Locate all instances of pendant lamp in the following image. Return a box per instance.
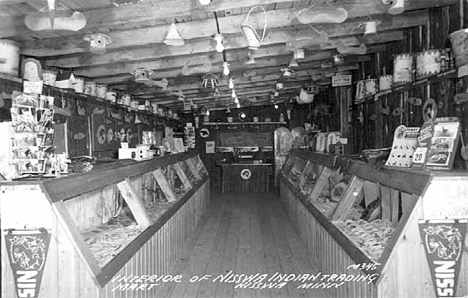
[240,6,268,50]
[164,22,184,46]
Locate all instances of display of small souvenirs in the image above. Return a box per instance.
[334,218,395,262]
[425,118,460,170]
[10,92,58,175]
[385,125,420,168]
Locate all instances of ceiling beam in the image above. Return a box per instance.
[1,0,456,40]
[20,9,426,57]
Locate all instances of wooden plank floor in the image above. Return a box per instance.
[156,191,329,298]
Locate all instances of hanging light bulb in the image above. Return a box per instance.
[234,97,239,104]
[206,109,210,116]
[228,77,234,89]
[213,33,224,53]
[231,89,236,98]
[199,0,211,5]
[222,62,230,76]
[274,103,279,109]
[236,102,241,108]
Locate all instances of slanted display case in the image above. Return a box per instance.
[280,149,468,298]
[1,151,209,298]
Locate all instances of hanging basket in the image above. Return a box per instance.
[84,33,112,54]
[200,73,218,89]
[240,6,268,50]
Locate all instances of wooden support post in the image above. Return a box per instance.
[380,186,392,221]
[391,189,400,225]
[175,162,192,190]
[117,179,153,228]
[152,168,177,202]
[331,176,365,221]
[363,181,379,207]
[307,166,332,201]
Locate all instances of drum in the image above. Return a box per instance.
[415,50,441,79]
[42,69,57,86]
[450,28,468,67]
[74,77,85,93]
[84,80,96,96]
[121,94,131,106]
[105,91,117,103]
[96,84,107,99]
[130,100,139,109]
[379,75,393,91]
[363,79,378,97]
[0,39,20,77]
[393,54,413,83]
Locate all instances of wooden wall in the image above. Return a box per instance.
[347,4,468,171]
[0,76,180,159]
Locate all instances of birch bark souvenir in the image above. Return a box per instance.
[393,53,413,83]
[415,50,442,79]
[385,125,420,167]
[74,76,85,93]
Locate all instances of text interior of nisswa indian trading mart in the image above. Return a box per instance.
[0,0,467,297]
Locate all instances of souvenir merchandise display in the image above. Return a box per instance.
[334,219,395,262]
[411,121,435,170]
[385,125,420,167]
[9,92,58,175]
[424,118,461,170]
[184,124,196,149]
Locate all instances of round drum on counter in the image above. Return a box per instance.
[84,80,96,96]
[106,91,117,103]
[393,53,413,83]
[74,76,85,93]
[0,39,20,77]
[96,84,107,99]
[415,50,442,79]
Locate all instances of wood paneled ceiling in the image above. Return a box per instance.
[0,0,457,111]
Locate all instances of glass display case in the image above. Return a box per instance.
[1,151,210,298]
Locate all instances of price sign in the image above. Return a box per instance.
[332,75,352,87]
[412,147,427,164]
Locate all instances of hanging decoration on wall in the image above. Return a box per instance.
[200,128,210,138]
[240,6,268,50]
[240,168,252,180]
[84,34,112,54]
[4,228,51,298]
[359,20,381,35]
[296,2,348,24]
[383,0,405,15]
[24,3,87,32]
[419,219,467,298]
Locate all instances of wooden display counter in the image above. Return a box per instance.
[280,149,468,298]
[1,151,210,298]
[221,163,272,193]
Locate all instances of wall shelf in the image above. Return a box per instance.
[203,121,287,125]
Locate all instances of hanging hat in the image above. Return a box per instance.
[131,68,154,81]
[84,33,112,54]
[164,22,185,46]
